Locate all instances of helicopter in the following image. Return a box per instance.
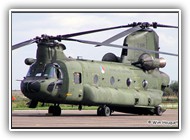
[12,22,178,116]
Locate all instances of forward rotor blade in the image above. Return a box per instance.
[12,39,36,50]
[59,23,135,39]
[65,38,178,57]
[95,26,142,47]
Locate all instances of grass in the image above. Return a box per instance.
[162,96,178,103]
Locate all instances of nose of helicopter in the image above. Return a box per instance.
[30,81,41,92]
[20,79,62,102]
[21,81,41,93]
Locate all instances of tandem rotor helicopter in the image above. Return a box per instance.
[12,22,178,116]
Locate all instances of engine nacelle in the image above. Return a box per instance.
[138,53,166,70]
[25,58,36,65]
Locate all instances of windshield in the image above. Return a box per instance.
[43,66,55,78]
[26,67,33,77]
[26,63,63,79]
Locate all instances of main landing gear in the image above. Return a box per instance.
[154,106,164,116]
[97,105,112,116]
[48,104,61,116]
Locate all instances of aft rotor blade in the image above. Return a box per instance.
[65,38,178,57]
[12,39,36,50]
[95,26,142,47]
[152,23,178,28]
[59,23,135,39]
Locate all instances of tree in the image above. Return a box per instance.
[169,81,179,96]
[163,87,173,96]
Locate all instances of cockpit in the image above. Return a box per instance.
[26,63,63,79]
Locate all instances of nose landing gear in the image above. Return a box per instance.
[48,104,61,116]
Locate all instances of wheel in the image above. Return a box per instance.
[48,105,54,114]
[28,100,38,108]
[103,106,111,116]
[155,106,163,116]
[97,106,111,116]
[48,106,61,116]
[97,106,103,116]
[53,106,61,116]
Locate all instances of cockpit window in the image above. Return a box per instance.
[43,66,56,78]
[26,65,36,77]
[26,63,63,79]
[26,67,32,77]
[43,64,63,79]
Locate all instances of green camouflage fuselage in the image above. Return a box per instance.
[21,57,169,109]
[21,29,169,112]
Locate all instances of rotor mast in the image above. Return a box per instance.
[29,38,67,76]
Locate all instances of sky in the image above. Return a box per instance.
[11,10,179,90]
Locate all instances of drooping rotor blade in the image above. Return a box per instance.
[65,38,178,57]
[95,26,142,47]
[12,39,36,50]
[57,23,136,39]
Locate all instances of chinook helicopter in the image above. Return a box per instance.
[12,22,178,116]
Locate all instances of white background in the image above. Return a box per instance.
[1,0,186,139]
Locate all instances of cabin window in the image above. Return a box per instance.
[126,78,132,87]
[94,74,98,84]
[110,76,115,85]
[142,80,148,89]
[74,72,82,84]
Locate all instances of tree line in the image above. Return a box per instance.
[164,81,179,97]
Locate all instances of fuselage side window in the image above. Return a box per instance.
[74,72,82,84]
[94,74,98,84]
[110,76,115,85]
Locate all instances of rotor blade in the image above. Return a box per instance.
[59,23,135,39]
[156,24,178,28]
[95,26,142,47]
[12,39,36,50]
[64,38,178,57]
[151,22,178,28]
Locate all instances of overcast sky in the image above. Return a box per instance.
[11,10,179,90]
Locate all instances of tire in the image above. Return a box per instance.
[155,106,163,116]
[28,100,38,108]
[97,106,111,116]
[53,106,61,116]
[48,105,54,114]
[48,106,61,116]
[97,106,103,116]
[103,106,111,117]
